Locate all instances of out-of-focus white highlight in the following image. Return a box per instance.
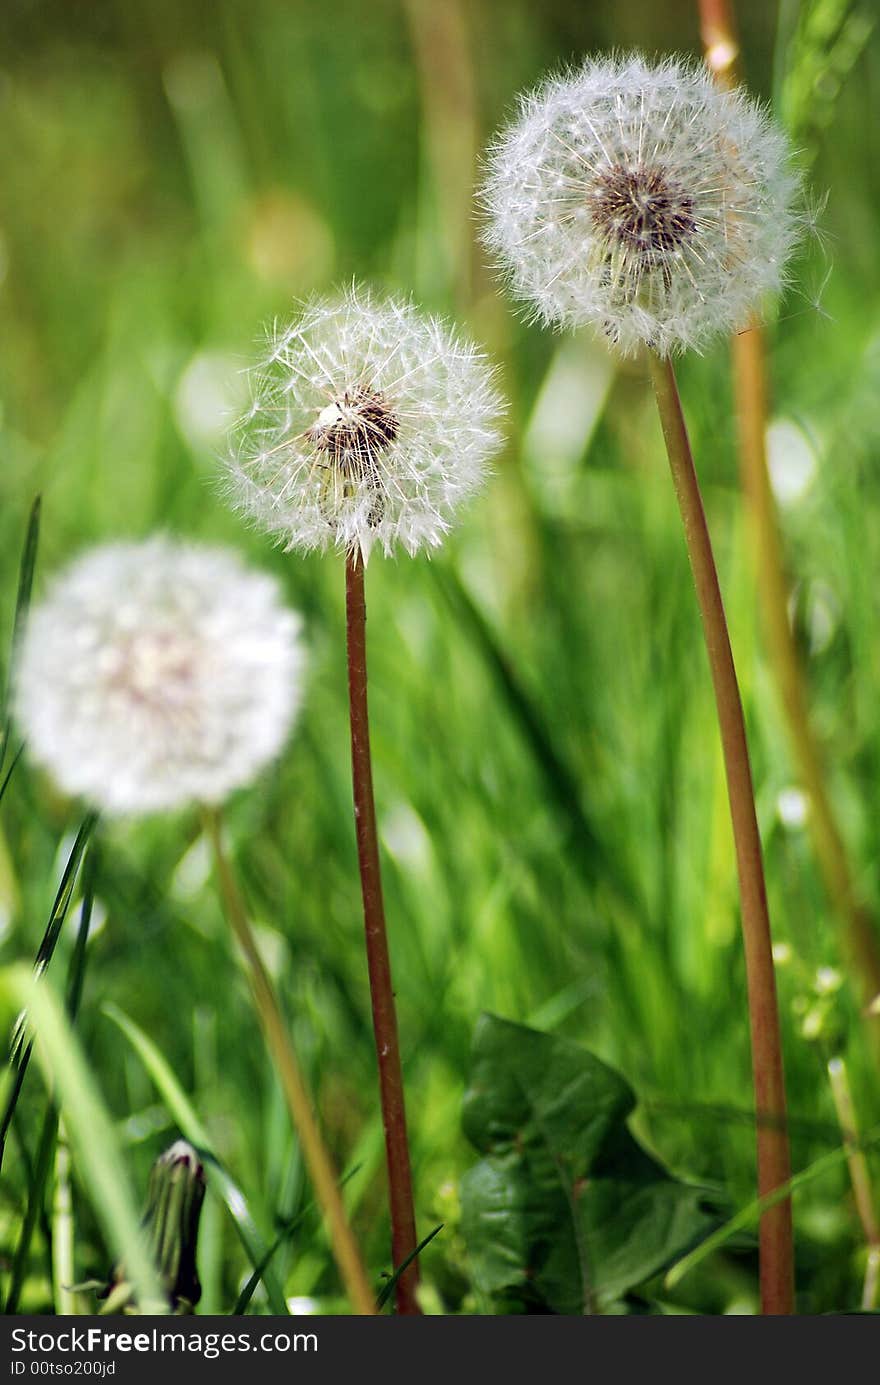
[766,418,817,506]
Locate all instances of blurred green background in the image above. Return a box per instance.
[1,0,880,1314]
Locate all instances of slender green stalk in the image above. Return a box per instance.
[344,550,420,1316]
[648,350,794,1315]
[203,808,375,1316]
[697,0,880,1034]
[6,845,96,1314]
[52,1119,76,1315]
[732,326,880,1020]
[827,1056,880,1311]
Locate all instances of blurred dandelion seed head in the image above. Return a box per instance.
[225,285,505,560]
[480,54,801,356]
[15,537,305,816]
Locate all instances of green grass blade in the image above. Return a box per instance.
[0,814,98,1170]
[665,1123,880,1291]
[375,1223,443,1312]
[5,1105,57,1314]
[103,1002,289,1315]
[5,844,98,1313]
[32,815,99,980]
[0,965,166,1314]
[232,1215,305,1317]
[432,566,641,917]
[0,744,24,808]
[232,1163,362,1316]
[64,843,97,1020]
[0,495,42,778]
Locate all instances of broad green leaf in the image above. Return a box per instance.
[103,1002,289,1315]
[460,1014,721,1313]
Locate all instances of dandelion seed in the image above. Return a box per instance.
[226,284,505,560]
[480,54,800,356]
[15,537,305,815]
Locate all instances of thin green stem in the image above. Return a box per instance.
[648,350,794,1315]
[732,325,880,1022]
[52,1120,76,1315]
[697,0,880,1041]
[203,807,375,1316]
[344,550,420,1316]
[827,1055,880,1311]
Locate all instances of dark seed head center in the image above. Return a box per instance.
[310,386,399,477]
[589,163,696,259]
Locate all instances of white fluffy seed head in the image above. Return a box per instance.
[15,538,305,816]
[225,285,505,560]
[481,54,801,357]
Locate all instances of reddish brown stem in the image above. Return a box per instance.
[345,550,421,1315]
[697,0,741,83]
[649,351,794,1315]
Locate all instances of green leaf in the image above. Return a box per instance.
[460,1014,721,1313]
[103,1003,289,1316]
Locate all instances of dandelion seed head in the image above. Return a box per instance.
[480,54,801,356]
[226,285,505,559]
[15,537,305,816]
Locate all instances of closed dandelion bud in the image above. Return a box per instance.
[144,1141,205,1314]
[481,55,801,357]
[105,1140,206,1315]
[14,537,305,815]
[226,284,505,560]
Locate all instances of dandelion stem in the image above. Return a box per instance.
[648,349,794,1315]
[697,0,880,1039]
[697,0,741,82]
[203,807,375,1316]
[344,549,421,1316]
